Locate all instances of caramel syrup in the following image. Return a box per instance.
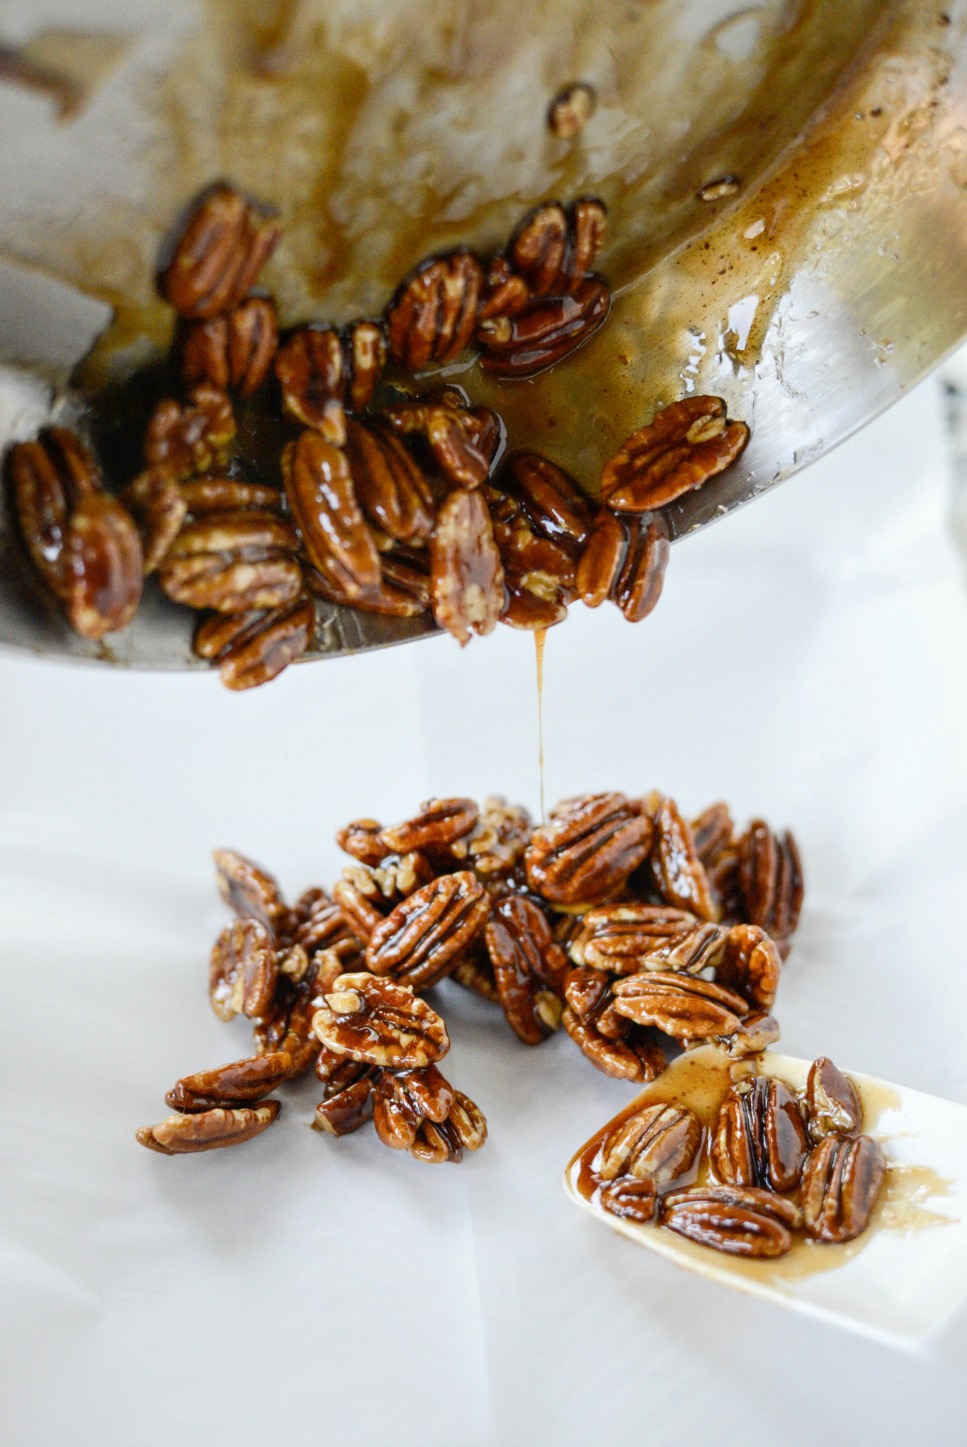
[534,627,546,824]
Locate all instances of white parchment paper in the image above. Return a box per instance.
[2,378,967,1446]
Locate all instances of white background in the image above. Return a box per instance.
[2,375,967,1445]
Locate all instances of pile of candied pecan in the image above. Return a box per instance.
[136,789,803,1164]
[579,1056,886,1256]
[7,182,749,687]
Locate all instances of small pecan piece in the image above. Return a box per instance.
[136,1101,280,1155]
[525,792,652,906]
[372,1064,455,1150]
[716,924,781,1009]
[343,417,435,544]
[366,870,490,988]
[121,465,187,574]
[478,254,531,323]
[159,511,302,613]
[409,1090,487,1164]
[569,903,727,976]
[178,295,278,397]
[282,430,381,599]
[562,1006,666,1082]
[804,1057,863,1144]
[736,822,804,945]
[380,798,479,855]
[484,895,566,1044]
[576,509,670,622]
[478,277,610,379]
[451,948,500,1002]
[597,1102,702,1187]
[548,84,596,139]
[209,917,278,1021]
[801,1134,886,1244]
[312,972,450,1068]
[710,1076,809,1193]
[611,972,748,1042]
[449,796,532,877]
[599,1177,657,1224]
[313,1068,377,1136]
[714,1009,781,1058]
[429,487,505,645]
[158,183,279,319]
[275,320,386,431]
[165,1051,293,1111]
[213,847,288,934]
[660,1184,801,1258]
[144,384,236,479]
[385,251,484,371]
[602,395,749,511]
[194,595,315,690]
[508,198,607,296]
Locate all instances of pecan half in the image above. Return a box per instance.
[282,430,381,600]
[601,396,750,512]
[136,1101,280,1154]
[164,1051,293,1110]
[716,924,781,1009]
[804,1058,863,1144]
[801,1134,886,1243]
[8,425,94,598]
[648,797,718,921]
[478,254,531,323]
[194,596,315,690]
[209,918,278,1021]
[144,384,236,479]
[159,511,302,613]
[372,1064,455,1150]
[253,977,320,1076]
[332,875,386,942]
[343,417,435,544]
[385,251,483,371]
[380,798,479,855]
[408,1090,487,1164]
[383,399,496,488]
[158,183,279,319]
[576,509,669,622]
[121,465,187,574]
[337,819,391,866]
[714,1009,781,1057]
[611,972,748,1042]
[180,477,283,515]
[312,971,450,1068]
[488,487,576,629]
[599,1177,657,1224]
[525,793,652,906]
[710,1076,809,1193]
[484,895,566,1044]
[736,822,804,945]
[660,1184,801,1258]
[478,277,610,379]
[450,796,532,877]
[178,295,278,397]
[305,550,431,619]
[691,802,735,867]
[288,888,365,962]
[366,871,490,988]
[499,451,593,555]
[313,1070,377,1136]
[275,320,386,431]
[568,903,727,975]
[429,487,505,644]
[562,1006,666,1082]
[507,198,607,296]
[597,1102,702,1187]
[213,848,288,934]
[548,83,596,139]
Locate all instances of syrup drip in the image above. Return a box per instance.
[534,627,546,823]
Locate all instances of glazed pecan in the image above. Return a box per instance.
[691,803,735,867]
[601,395,749,512]
[313,1066,377,1136]
[660,1184,801,1258]
[562,1006,666,1082]
[648,797,718,921]
[478,254,531,323]
[484,895,566,1044]
[179,477,283,515]
[487,487,576,629]
[804,1057,863,1144]
[408,1090,487,1164]
[253,977,321,1076]
[478,277,610,379]
[121,465,187,574]
[449,796,532,877]
[372,1064,455,1150]
[312,972,450,1068]
[337,819,391,866]
[193,596,315,690]
[164,1051,293,1110]
[305,550,431,619]
[563,966,628,1039]
[282,430,381,600]
[340,853,435,910]
[385,251,484,371]
[568,903,727,976]
[599,1177,657,1224]
[714,1009,781,1058]
[736,822,804,945]
[209,918,278,1021]
[383,398,497,488]
[332,875,387,942]
[576,509,670,622]
[801,1134,886,1243]
[159,510,302,613]
[596,1102,701,1187]
[275,320,386,432]
[429,487,505,645]
[8,426,95,598]
[380,798,479,855]
[451,948,500,1002]
[366,870,490,988]
[158,183,279,319]
[213,847,288,934]
[548,83,596,139]
[507,198,607,297]
[499,451,593,555]
[136,1101,280,1155]
[343,417,435,544]
[178,295,278,397]
[611,972,748,1042]
[710,1076,809,1193]
[287,888,365,962]
[716,924,781,1009]
[144,384,236,479]
[524,793,652,907]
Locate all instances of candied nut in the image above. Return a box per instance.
[801,1134,886,1243]
[484,894,567,1044]
[213,847,288,934]
[499,451,593,555]
[383,400,496,488]
[158,183,280,319]
[288,888,364,961]
[611,972,748,1042]
[649,797,718,922]
[178,295,278,397]
[714,1009,781,1057]
[478,277,610,379]
[601,395,749,512]
[576,509,669,622]
[478,254,531,323]
[165,1051,293,1110]
[381,798,479,856]
[562,1006,666,1082]
[429,487,505,645]
[253,979,321,1076]
[7,426,96,600]
[333,875,386,942]
[209,917,278,1021]
[372,1064,455,1150]
[136,1101,280,1155]
[736,822,804,943]
[805,1057,863,1144]
[710,1076,809,1193]
[569,903,728,975]
[337,819,391,866]
[195,595,315,690]
[599,1177,657,1224]
[660,1184,801,1258]
[366,870,490,989]
[563,965,624,1034]
[121,465,187,574]
[275,320,386,431]
[508,198,607,297]
[487,487,576,630]
[548,83,597,139]
[313,1072,376,1136]
[597,1102,702,1187]
[305,549,431,619]
[385,251,484,371]
[716,924,781,1009]
[159,511,302,613]
[343,417,435,544]
[144,384,236,479]
[409,1090,487,1164]
[524,793,653,907]
[180,477,283,515]
[282,430,381,600]
[691,803,735,866]
[451,949,500,1002]
[450,796,532,877]
[312,971,450,1069]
